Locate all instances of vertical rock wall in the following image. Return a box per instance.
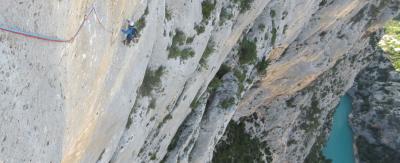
[0,0,398,163]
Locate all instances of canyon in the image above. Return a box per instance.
[0,0,399,163]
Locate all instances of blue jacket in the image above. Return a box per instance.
[122,27,137,38]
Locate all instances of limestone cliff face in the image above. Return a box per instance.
[349,53,400,163]
[0,0,398,163]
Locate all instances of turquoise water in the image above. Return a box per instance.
[322,95,355,163]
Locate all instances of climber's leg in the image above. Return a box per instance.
[124,34,133,45]
[126,35,133,45]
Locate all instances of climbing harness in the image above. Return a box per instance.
[0,6,110,43]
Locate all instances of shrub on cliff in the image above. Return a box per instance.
[168,29,195,60]
[165,7,172,21]
[232,0,254,13]
[238,39,257,65]
[195,24,206,34]
[168,46,195,60]
[220,97,235,109]
[379,20,400,71]
[219,7,233,26]
[136,7,149,33]
[200,39,215,69]
[212,120,272,162]
[256,58,269,73]
[216,64,231,78]
[202,0,216,21]
[139,66,165,96]
[380,20,400,71]
[208,77,222,92]
[271,27,277,45]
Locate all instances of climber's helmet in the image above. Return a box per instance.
[129,21,135,27]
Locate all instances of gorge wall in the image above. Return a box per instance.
[349,51,400,163]
[0,0,398,163]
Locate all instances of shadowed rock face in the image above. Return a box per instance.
[349,54,400,163]
[0,0,398,163]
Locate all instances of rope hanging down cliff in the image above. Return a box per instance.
[0,7,110,43]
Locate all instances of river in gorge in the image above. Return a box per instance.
[322,95,355,163]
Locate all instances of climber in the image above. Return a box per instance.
[122,20,138,45]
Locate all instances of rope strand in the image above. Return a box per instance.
[0,6,111,43]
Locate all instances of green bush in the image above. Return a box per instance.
[139,66,165,96]
[168,46,195,60]
[219,7,233,26]
[172,29,186,46]
[271,27,277,45]
[234,69,245,95]
[220,97,235,109]
[168,30,195,60]
[186,36,195,44]
[195,24,206,34]
[149,152,157,160]
[157,113,173,129]
[202,0,216,21]
[258,23,265,31]
[380,20,400,71]
[190,96,201,109]
[270,10,276,18]
[238,39,257,65]
[212,121,271,163]
[233,69,245,82]
[165,7,172,20]
[207,64,232,93]
[232,0,254,13]
[208,77,222,92]
[256,59,269,73]
[136,17,146,33]
[134,7,149,33]
[216,64,231,78]
[200,40,215,68]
